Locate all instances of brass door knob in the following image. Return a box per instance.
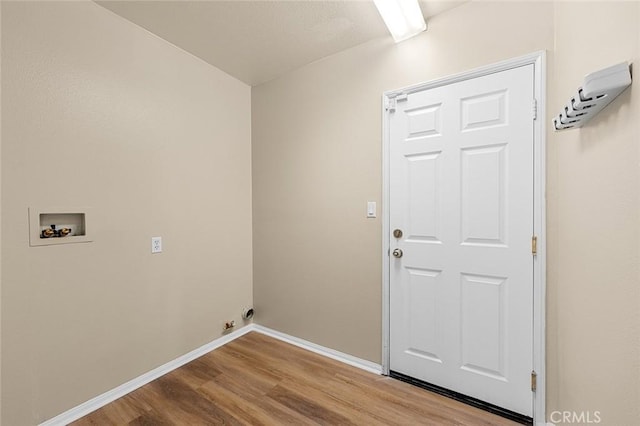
[392,248,403,258]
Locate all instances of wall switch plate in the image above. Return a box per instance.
[367,201,377,218]
[151,236,162,254]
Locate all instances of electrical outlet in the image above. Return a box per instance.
[151,236,162,254]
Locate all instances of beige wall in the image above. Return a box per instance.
[253,1,640,423]
[0,1,3,423]
[546,2,640,424]
[1,2,252,424]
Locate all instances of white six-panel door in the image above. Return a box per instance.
[389,65,535,416]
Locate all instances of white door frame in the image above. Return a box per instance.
[381,51,546,425]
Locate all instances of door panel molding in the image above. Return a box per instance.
[382,51,546,425]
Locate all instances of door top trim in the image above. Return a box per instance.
[384,51,545,100]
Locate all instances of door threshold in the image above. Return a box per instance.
[390,371,533,425]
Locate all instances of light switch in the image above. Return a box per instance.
[367,201,377,218]
[151,236,162,253]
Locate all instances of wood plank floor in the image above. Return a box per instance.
[72,332,519,425]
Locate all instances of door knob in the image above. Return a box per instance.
[392,248,403,258]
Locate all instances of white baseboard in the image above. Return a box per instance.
[39,325,254,426]
[39,323,382,425]
[252,324,383,375]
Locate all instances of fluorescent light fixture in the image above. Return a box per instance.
[374,0,427,43]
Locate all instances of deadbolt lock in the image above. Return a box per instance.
[392,248,403,258]
[393,229,403,239]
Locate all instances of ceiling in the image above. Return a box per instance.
[96,0,465,86]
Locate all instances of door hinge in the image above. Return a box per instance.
[531,235,538,255]
[532,98,538,120]
[531,370,537,392]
